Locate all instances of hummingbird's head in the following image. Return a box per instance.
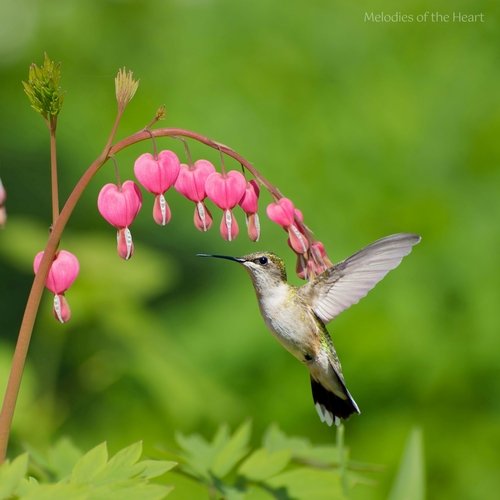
[197,251,287,290]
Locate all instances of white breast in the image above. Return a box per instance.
[258,284,312,354]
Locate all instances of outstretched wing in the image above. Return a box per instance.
[300,233,421,324]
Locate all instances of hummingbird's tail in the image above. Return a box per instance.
[310,376,360,426]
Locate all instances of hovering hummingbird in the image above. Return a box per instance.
[198,233,421,426]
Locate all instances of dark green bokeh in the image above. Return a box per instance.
[1,0,499,498]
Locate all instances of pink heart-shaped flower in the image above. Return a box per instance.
[239,180,260,215]
[134,150,180,195]
[97,180,142,228]
[174,160,216,202]
[205,170,246,210]
[34,250,80,295]
[266,197,296,228]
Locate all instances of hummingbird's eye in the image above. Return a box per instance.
[258,256,268,265]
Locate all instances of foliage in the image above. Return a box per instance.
[0,424,425,499]
[0,440,175,500]
[167,421,373,499]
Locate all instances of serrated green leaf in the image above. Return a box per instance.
[211,420,252,478]
[388,428,425,500]
[238,448,291,481]
[268,467,345,500]
[0,453,29,497]
[136,460,177,479]
[175,433,218,478]
[47,437,83,480]
[70,442,108,484]
[263,424,310,454]
[93,442,143,483]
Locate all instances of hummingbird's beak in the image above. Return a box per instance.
[197,253,245,263]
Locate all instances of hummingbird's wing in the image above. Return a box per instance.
[300,233,421,324]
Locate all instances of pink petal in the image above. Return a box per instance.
[97,181,142,228]
[134,150,180,195]
[239,180,260,214]
[0,178,6,205]
[153,194,171,226]
[175,160,216,202]
[53,294,71,323]
[205,170,246,210]
[193,201,213,232]
[266,198,296,228]
[245,213,260,242]
[220,209,239,241]
[34,250,80,294]
[287,224,309,254]
[117,227,134,260]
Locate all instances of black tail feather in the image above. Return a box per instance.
[310,377,360,426]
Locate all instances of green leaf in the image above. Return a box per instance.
[47,437,83,480]
[268,467,345,500]
[388,428,425,500]
[94,441,143,483]
[70,442,108,484]
[263,424,339,466]
[211,420,252,477]
[238,448,291,481]
[0,453,29,498]
[137,460,177,479]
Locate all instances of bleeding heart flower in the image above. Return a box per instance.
[97,180,142,259]
[266,198,295,228]
[268,198,309,254]
[174,159,216,231]
[205,170,246,241]
[33,250,80,323]
[239,180,260,242]
[134,150,180,226]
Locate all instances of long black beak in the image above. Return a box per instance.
[197,253,245,263]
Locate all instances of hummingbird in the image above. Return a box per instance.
[198,233,421,426]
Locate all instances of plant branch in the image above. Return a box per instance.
[48,117,59,224]
[0,109,124,463]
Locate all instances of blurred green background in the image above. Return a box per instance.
[1,0,499,498]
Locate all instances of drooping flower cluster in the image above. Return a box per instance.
[33,250,79,323]
[0,177,6,228]
[96,147,332,280]
[267,197,332,279]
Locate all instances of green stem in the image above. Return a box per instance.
[337,423,349,497]
[49,117,59,224]
[0,109,123,463]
